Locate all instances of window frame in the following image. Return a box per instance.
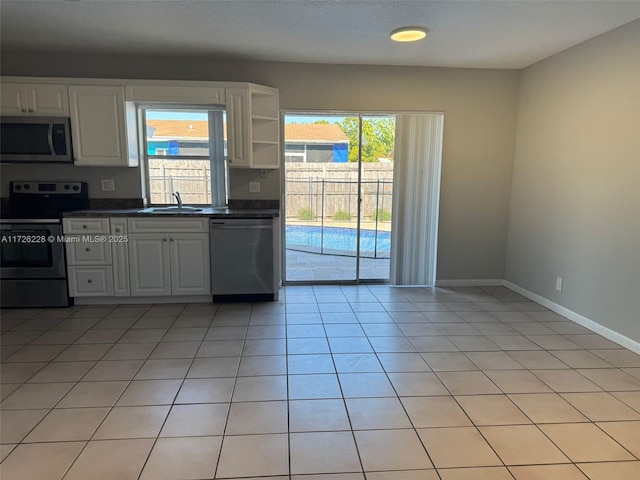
[139,103,228,207]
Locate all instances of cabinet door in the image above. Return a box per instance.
[128,234,171,296]
[110,218,130,296]
[68,85,129,166]
[169,233,211,295]
[225,88,251,168]
[0,83,28,115]
[28,84,69,116]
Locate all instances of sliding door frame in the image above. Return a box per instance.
[280,109,442,286]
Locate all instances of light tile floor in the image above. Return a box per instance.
[1,285,640,480]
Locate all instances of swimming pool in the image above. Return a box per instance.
[286,225,390,258]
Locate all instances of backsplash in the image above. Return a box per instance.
[88,198,145,209]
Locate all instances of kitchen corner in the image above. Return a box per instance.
[1,78,283,308]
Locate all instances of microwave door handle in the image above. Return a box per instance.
[47,123,55,155]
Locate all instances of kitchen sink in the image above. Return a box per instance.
[138,206,204,214]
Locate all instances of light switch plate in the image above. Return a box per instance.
[101,179,115,192]
[249,181,261,193]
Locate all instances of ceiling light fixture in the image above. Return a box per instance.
[390,27,428,42]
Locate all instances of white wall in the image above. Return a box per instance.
[506,20,640,342]
[1,54,520,281]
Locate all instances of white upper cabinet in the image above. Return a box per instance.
[68,85,138,167]
[1,77,279,169]
[1,83,69,116]
[226,88,251,168]
[226,84,280,169]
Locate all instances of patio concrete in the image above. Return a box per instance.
[286,249,390,282]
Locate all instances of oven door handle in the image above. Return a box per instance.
[47,123,55,155]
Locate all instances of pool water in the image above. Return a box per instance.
[286,225,390,258]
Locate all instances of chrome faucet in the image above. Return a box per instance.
[172,191,183,208]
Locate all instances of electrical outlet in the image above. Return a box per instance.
[555,277,563,292]
[101,179,115,192]
[249,181,261,193]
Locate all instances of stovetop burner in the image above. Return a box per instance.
[2,181,89,222]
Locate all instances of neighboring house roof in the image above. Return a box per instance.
[147,120,350,144]
[146,120,210,140]
[285,124,349,144]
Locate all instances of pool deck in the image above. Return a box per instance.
[284,220,391,281]
[286,248,390,281]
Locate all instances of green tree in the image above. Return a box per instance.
[337,117,395,162]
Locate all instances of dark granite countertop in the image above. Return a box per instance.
[63,207,279,218]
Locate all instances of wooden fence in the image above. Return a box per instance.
[285,163,394,221]
[148,159,211,205]
[148,160,394,220]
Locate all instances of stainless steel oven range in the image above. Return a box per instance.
[0,181,88,307]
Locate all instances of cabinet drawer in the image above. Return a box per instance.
[68,266,114,297]
[63,218,110,234]
[66,241,112,265]
[127,217,208,233]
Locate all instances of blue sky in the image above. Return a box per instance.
[146,110,208,120]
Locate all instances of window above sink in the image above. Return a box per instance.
[140,105,228,208]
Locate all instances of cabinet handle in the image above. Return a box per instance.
[115,228,120,233]
[21,108,27,113]
[82,225,87,229]
[170,238,174,242]
[85,247,91,252]
[28,108,34,113]
[87,279,93,284]
[163,238,167,242]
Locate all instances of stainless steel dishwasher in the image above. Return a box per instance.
[210,218,275,301]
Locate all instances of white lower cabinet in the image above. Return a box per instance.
[127,218,211,297]
[63,218,118,297]
[110,218,130,296]
[170,234,211,295]
[128,234,172,296]
[64,216,211,298]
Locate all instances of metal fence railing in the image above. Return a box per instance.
[285,178,393,259]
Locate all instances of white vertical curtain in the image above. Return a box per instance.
[390,113,444,285]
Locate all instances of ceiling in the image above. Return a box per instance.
[1,1,639,69]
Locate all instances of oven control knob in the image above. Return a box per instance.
[72,185,79,191]
[14,184,22,191]
[64,185,70,190]
[24,184,30,190]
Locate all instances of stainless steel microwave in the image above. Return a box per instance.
[0,116,73,163]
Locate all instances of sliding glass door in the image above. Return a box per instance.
[283,112,395,283]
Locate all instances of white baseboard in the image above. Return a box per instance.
[436,279,504,287]
[504,280,640,355]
